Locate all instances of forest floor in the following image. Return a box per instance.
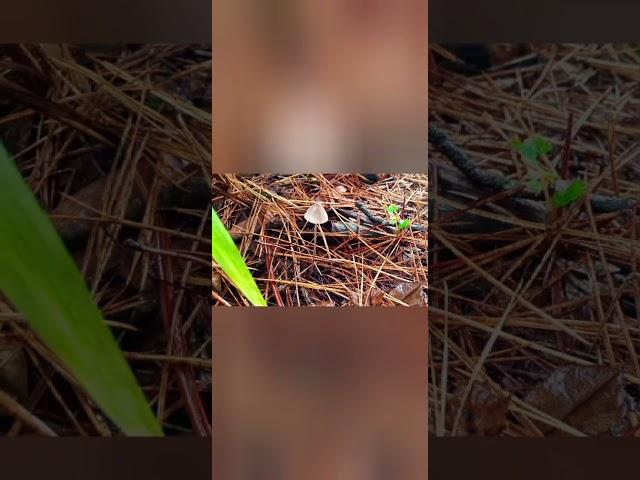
[0,44,211,435]
[212,173,427,306]
[429,44,640,437]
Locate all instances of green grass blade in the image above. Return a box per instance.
[212,208,266,306]
[0,144,162,436]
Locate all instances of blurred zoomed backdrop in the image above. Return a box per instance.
[213,0,427,173]
[214,309,427,479]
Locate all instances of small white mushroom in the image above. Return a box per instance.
[304,202,330,258]
[304,202,328,225]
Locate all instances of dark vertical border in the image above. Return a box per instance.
[213,307,427,478]
[430,438,635,479]
[0,1,211,478]
[0,0,210,42]
[430,0,640,42]
[0,439,211,479]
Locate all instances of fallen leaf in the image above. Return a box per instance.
[158,177,211,210]
[369,287,385,306]
[313,300,336,307]
[448,381,510,436]
[229,213,274,243]
[229,218,251,241]
[212,273,222,293]
[0,341,28,414]
[183,276,209,288]
[52,177,107,247]
[524,365,636,436]
[347,291,362,306]
[52,176,145,250]
[388,282,427,306]
[229,218,259,242]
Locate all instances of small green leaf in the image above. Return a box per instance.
[511,135,553,168]
[516,143,542,168]
[386,204,400,215]
[509,138,523,150]
[398,219,411,230]
[212,208,267,306]
[553,180,587,207]
[517,142,539,163]
[531,136,552,156]
[543,170,560,184]
[527,178,544,194]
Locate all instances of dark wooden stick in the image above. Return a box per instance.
[429,125,636,213]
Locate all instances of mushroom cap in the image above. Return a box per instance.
[304,202,329,225]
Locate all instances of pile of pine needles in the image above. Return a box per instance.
[0,44,211,436]
[429,44,640,436]
[213,174,427,306]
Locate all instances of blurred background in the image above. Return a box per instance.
[213,308,426,479]
[213,0,427,172]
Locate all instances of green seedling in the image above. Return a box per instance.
[553,180,587,207]
[0,143,162,436]
[386,204,412,231]
[510,135,587,210]
[211,208,267,306]
[510,136,558,194]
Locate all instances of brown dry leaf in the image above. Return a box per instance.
[212,273,222,293]
[52,176,107,246]
[524,365,636,436]
[185,276,211,288]
[313,300,336,307]
[448,381,510,436]
[115,244,147,291]
[369,287,385,306]
[0,342,28,414]
[72,247,120,284]
[52,176,146,249]
[388,282,427,306]
[229,211,276,242]
[347,291,362,306]
[229,218,253,240]
[40,43,64,59]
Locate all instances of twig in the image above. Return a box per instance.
[124,238,210,267]
[0,388,57,436]
[157,230,211,437]
[355,201,426,233]
[560,113,573,179]
[429,125,637,213]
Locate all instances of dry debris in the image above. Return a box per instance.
[213,174,427,306]
[0,44,211,436]
[429,44,640,436]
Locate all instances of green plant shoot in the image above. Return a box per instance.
[386,204,412,231]
[386,204,400,215]
[211,208,267,306]
[510,135,587,209]
[510,136,552,166]
[398,219,411,230]
[553,180,587,207]
[0,143,162,436]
